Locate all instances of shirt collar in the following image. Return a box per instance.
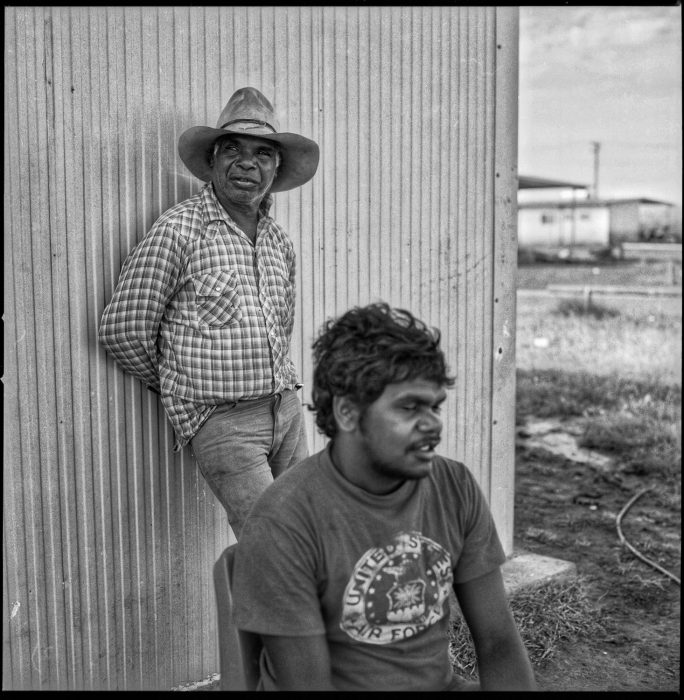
[200,182,274,230]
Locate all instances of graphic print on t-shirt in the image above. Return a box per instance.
[339,531,453,645]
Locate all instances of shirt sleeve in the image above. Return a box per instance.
[452,466,507,584]
[232,514,326,637]
[98,221,184,391]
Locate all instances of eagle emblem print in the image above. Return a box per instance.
[340,532,453,644]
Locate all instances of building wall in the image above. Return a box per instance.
[609,201,677,243]
[608,201,641,242]
[518,205,610,248]
[4,5,519,690]
[636,203,675,241]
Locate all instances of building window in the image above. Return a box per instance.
[580,213,590,221]
[541,213,555,224]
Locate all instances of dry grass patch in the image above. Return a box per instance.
[581,412,681,482]
[449,578,602,681]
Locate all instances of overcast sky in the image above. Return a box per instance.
[518,5,682,206]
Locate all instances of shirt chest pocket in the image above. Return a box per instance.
[192,269,242,328]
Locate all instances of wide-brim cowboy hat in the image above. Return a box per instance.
[178,87,319,193]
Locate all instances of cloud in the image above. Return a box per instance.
[518,6,682,204]
[520,6,681,97]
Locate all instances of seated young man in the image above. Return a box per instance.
[232,302,537,691]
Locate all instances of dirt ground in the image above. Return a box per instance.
[514,418,681,692]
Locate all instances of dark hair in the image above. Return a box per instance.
[310,302,455,438]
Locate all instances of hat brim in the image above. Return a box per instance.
[178,126,319,193]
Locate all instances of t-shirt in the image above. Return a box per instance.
[232,444,506,691]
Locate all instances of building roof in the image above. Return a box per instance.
[607,197,675,207]
[518,199,605,210]
[518,197,675,210]
[518,175,589,190]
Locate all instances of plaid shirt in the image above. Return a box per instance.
[99,183,299,450]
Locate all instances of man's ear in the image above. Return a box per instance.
[332,395,360,433]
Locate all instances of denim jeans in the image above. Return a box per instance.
[190,389,309,537]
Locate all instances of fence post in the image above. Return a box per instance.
[666,260,675,285]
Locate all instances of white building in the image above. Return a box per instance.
[517,175,680,255]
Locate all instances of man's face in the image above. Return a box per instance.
[351,378,446,489]
[210,134,280,209]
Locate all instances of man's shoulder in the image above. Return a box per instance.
[251,451,327,510]
[419,457,490,526]
[271,451,325,488]
[432,454,469,476]
[157,190,204,217]
[429,455,478,492]
[150,188,209,237]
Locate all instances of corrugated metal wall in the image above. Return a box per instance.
[3,5,519,691]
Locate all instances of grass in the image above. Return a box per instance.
[516,369,680,417]
[449,578,603,680]
[516,296,681,385]
[554,297,621,320]
[515,285,681,485]
[580,411,681,482]
[515,366,681,485]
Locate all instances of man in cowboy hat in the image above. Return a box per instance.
[99,87,319,537]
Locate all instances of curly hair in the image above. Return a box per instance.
[310,303,455,438]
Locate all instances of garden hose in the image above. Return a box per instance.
[616,487,681,586]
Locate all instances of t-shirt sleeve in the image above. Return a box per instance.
[232,514,327,637]
[450,465,506,584]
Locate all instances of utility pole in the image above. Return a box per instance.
[591,141,600,199]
